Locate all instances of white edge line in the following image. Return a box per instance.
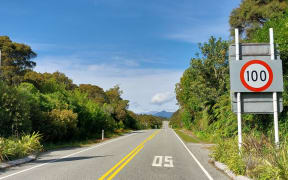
[172,129,214,180]
[0,133,136,180]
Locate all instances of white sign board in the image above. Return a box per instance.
[240,60,273,92]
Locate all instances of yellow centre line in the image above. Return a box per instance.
[98,130,160,180]
[107,145,144,180]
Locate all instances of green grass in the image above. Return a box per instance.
[174,129,200,143]
[43,129,132,151]
[43,138,100,151]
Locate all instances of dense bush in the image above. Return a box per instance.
[0,82,32,137]
[0,71,159,144]
[212,135,288,179]
[46,109,78,141]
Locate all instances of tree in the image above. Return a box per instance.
[24,71,76,93]
[79,84,108,105]
[0,81,32,137]
[176,37,229,112]
[105,85,123,104]
[105,85,129,122]
[175,37,229,129]
[229,0,288,39]
[0,36,37,85]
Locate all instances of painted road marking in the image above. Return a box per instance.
[173,130,214,180]
[0,133,137,180]
[152,156,174,167]
[99,130,160,180]
[107,145,144,180]
[152,156,162,167]
[164,156,173,167]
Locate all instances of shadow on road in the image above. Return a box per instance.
[34,155,112,164]
[130,131,146,134]
[0,155,112,174]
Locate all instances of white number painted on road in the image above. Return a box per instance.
[164,156,173,167]
[152,156,162,167]
[152,156,174,167]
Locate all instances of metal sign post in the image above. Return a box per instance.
[235,29,242,151]
[270,28,279,147]
[230,28,283,150]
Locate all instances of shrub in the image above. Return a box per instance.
[46,109,78,141]
[0,133,42,162]
[0,82,32,137]
[212,134,288,179]
[212,137,246,175]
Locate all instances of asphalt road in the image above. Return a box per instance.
[0,121,229,180]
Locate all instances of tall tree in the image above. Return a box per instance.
[24,71,76,93]
[105,85,129,122]
[79,84,108,105]
[176,37,229,111]
[229,0,288,39]
[0,36,37,85]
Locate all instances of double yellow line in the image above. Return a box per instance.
[99,130,160,180]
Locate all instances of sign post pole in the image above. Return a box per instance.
[270,28,279,147]
[102,129,104,140]
[235,29,242,151]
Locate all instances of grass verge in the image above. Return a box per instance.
[174,129,200,143]
[43,129,132,151]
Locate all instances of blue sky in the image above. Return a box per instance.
[0,0,241,113]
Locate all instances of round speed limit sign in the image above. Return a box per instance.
[240,60,273,92]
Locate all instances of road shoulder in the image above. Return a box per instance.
[173,129,230,180]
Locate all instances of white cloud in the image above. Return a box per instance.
[34,55,182,113]
[151,92,175,105]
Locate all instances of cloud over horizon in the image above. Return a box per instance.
[151,92,175,105]
[34,54,181,113]
[2,0,241,114]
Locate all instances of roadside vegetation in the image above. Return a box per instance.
[0,36,162,162]
[0,133,42,162]
[170,0,288,179]
[174,129,200,143]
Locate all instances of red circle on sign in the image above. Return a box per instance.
[240,60,273,92]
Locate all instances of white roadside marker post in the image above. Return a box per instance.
[235,29,242,151]
[270,28,280,147]
[102,129,104,140]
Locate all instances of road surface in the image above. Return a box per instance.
[0,122,229,180]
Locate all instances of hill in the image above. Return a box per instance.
[153,111,174,118]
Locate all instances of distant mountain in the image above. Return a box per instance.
[144,111,158,115]
[140,111,174,118]
[153,111,174,118]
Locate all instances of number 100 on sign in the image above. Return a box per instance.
[240,60,273,92]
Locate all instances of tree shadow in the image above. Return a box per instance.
[0,155,112,174]
[34,155,112,163]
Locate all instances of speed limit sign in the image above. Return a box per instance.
[229,59,283,93]
[240,60,273,92]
